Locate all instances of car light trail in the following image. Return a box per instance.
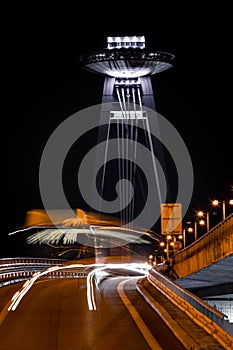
[7,262,150,312]
[11,291,20,301]
[7,264,87,311]
[86,263,150,311]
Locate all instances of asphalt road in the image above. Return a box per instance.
[0,275,186,350]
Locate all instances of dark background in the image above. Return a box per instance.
[3,4,232,238]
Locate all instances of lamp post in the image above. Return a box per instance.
[212,199,233,220]
[182,224,196,247]
[159,241,165,262]
[160,234,178,260]
[185,213,207,242]
[166,234,172,259]
[194,220,198,240]
[197,210,210,232]
[212,200,225,220]
[182,228,186,248]
[207,211,210,231]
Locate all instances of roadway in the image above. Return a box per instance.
[0,268,227,350]
[0,274,186,350]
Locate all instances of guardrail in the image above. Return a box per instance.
[149,267,233,348]
[0,271,88,288]
[0,257,88,288]
[0,257,67,266]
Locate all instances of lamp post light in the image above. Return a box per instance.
[212,200,225,220]
[160,232,183,260]
[159,234,174,260]
[182,225,195,248]
[212,199,233,221]
[197,210,210,232]
[185,215,206,242]
[159,241,166,261]
[166,234,172,259]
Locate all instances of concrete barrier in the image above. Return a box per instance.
[147,268,233,349]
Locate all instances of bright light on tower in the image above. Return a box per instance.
[80,36,174,78]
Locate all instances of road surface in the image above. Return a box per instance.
[0,274,186,349]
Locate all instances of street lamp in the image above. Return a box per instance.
[197,210,210,232]
[159,241,166,261]
[212,200,225,220]
[166,235,172,259]
[160,234,177,260]
[185,212,209,243]
[182,224,195,248]
[212,199,233,220]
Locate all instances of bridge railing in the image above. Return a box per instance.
[149,267,233,343]
[0,257,105,289]
[0,257,67,266]
[0,270,88,288]
[174,213,233,264]
[0,257,84,288]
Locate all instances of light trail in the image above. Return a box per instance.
[7,262,150,312]
[86,263,150,311]
[7,263,92,311]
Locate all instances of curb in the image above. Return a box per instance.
[136,278,209,350]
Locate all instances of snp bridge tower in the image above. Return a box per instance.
[79,36,175,230]
[80,35,174,109]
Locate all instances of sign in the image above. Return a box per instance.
[161,203,182,235]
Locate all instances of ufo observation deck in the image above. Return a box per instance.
[79,36,175,79]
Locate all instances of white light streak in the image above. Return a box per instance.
[26,226,155,246]
[7,262,150,312]
[86,263,150,311]
[7,263,101,311]
[11,291,20,301]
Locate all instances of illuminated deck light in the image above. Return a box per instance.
[80,35,174,78]
[107,35,146,50]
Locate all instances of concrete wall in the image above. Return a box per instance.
[173,214,233,278]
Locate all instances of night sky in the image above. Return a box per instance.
[4,5,232,238]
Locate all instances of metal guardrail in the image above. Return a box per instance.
[149,267,233,344]
[151,268,228,326]
[0,258,67,280]
[0,272,88,289]
[0,257,67,266]
[0,257,89,288]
